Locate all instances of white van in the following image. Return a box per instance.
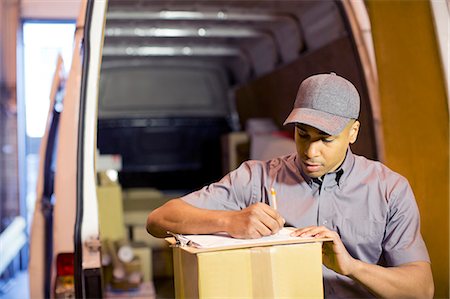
[28,0,384,297]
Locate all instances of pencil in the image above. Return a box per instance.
[270,187,278,210]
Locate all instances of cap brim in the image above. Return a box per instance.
[283,108,350,136]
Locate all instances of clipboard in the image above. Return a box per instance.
[165,227,332,254]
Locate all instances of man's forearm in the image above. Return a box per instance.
[146,198,229,237]
[293,226,433,298]
[349,260,434,299]
[147,199,284,239]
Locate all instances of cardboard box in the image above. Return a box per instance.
[221,132,250,173]
[172,241,324,298]
[132,242,153,283]
[122,187,173,249]
[130,225,167,249]
[97,184,126,241]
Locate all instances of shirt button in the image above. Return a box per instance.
[322,220,328,225]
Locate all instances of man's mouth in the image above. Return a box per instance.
[303,161,322,172]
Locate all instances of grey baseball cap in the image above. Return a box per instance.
[283,72,360,135]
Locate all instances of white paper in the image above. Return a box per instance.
[182,227,314,249]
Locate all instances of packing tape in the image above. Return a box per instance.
[251,247,274,298]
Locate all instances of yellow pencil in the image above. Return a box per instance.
[270,187,278,210]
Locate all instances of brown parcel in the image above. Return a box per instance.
[170,239,326,299]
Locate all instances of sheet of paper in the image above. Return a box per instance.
[183,227,314,249]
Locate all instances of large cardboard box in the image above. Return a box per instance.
[171,241,325,298]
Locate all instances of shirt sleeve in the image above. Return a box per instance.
[181,161,258,211]
[382,176,430,265]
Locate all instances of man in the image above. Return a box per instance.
[147,73,434,298]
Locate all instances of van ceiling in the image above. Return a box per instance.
[102,0,346,86]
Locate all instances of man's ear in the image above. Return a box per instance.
[349,120,360,144]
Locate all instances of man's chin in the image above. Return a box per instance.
[307,172,324,178]
[302,168,325,178]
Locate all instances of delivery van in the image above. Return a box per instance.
[28,0,392,297]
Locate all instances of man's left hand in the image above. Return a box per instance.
[291,225,356,276]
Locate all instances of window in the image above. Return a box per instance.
[22,21,75,138]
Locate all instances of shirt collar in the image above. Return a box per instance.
[296,148,355,187]
[336,148,355,187]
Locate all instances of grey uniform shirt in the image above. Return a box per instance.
[182,148,430,298]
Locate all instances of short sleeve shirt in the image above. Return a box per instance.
[182,149,430,298]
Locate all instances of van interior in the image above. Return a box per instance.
[95,0,378,296]
[97,0,377,187]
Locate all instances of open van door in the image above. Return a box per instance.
[28,55,65,299]
[28,0,108,298]
[74,0,108,297]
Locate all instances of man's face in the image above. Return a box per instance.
[295,120,360,178]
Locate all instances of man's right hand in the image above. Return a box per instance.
[147,199,284,239]
[224,202,285,239]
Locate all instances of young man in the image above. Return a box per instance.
[147,73,434,298]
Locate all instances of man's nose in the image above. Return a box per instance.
[304,140,321,158]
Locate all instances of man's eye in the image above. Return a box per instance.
[322,138,334,143]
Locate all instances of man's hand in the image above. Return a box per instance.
[291,226,434,298]
[291,225,356,275]
[147,199,285,240]
[226,202,285,239]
